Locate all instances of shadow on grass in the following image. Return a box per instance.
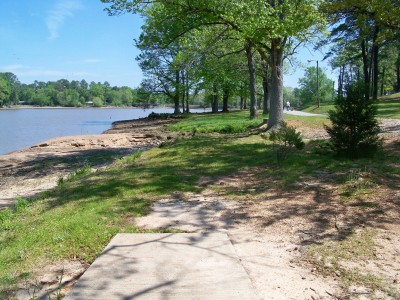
[0,147,137,179]
[44,136,269,210]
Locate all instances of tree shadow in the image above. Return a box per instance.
[65,233,257,300]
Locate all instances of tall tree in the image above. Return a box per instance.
[102,0,324,129]
[322,0,400,100]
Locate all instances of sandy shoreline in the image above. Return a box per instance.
[0,117,181,209]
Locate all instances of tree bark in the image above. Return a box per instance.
[258,48,270,115]
[185,71,190,113]
[361,39,370,101]
[222,85,229,112]
[380,66,385,96]
[181,69,185,112]
[372,26,380,101]
[267,39,284,130]
[212,83,218,113]
[397,57,400,93]
[262,73,269,115]
[245,43,258,119]
[174,70,181,114]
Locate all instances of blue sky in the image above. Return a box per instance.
[0,0,336,88]
[0,0,143,87]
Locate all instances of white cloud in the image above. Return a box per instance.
[0,65,93,80]
[46,0,82,40]
[2,64,27,71]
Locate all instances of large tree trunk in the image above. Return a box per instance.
[267,39,284,130]
[174,70,181,114]
[245,43,258,119]
[222,85,229,112]
[212,84,218,113]
[258,49,270,115]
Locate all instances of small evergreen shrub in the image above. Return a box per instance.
[262,122,305,164]
[325,82,381,158]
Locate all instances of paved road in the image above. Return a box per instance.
[283,110,326,117]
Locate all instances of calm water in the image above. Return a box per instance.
[0,107,176,155]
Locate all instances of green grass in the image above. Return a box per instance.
[1,110,398,297]
[302,103,334,115]
[169,110,264,133]
[377,100,400,118]
[302,93,400,118]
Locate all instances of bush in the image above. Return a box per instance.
[325,82,381,158]
[147,112,186,119]
[262,122,305,164]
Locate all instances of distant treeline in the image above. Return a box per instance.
[0,72,162,107]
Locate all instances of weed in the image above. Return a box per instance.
[116,151,143,166]
[58,165,92,187]
[15,196,30,213]
[261,122,305,164]
[339,168,376,201]
[0,208,13,231]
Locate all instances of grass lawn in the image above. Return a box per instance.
[1,110,399,297]
[302,92,400,118]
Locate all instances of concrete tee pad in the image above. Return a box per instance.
[65,233,259,300]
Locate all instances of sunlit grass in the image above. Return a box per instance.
[302,94,400,118]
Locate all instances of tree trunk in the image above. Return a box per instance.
[338,67,343,97]
[262,74,269,115]
[267,39,284,130]
[185,71,190,113]
[212,84,218,113]
[174,70,181,114]
[245,43,258,119]
[380,66,385,96]
[361,39,370,101]
[372,26,380,101]
[258,47,270,115]
[181,70,185,112]
[397,57,400,92]
[222,85,229,112]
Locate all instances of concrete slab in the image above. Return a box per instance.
[65,233,259,300]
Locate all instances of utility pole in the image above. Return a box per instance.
[317,60,319,108]
[308,59,319,107]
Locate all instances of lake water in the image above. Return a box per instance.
[0,107,177,155]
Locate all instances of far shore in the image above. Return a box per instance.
[0,104,208,110]
[0,105,173,110]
